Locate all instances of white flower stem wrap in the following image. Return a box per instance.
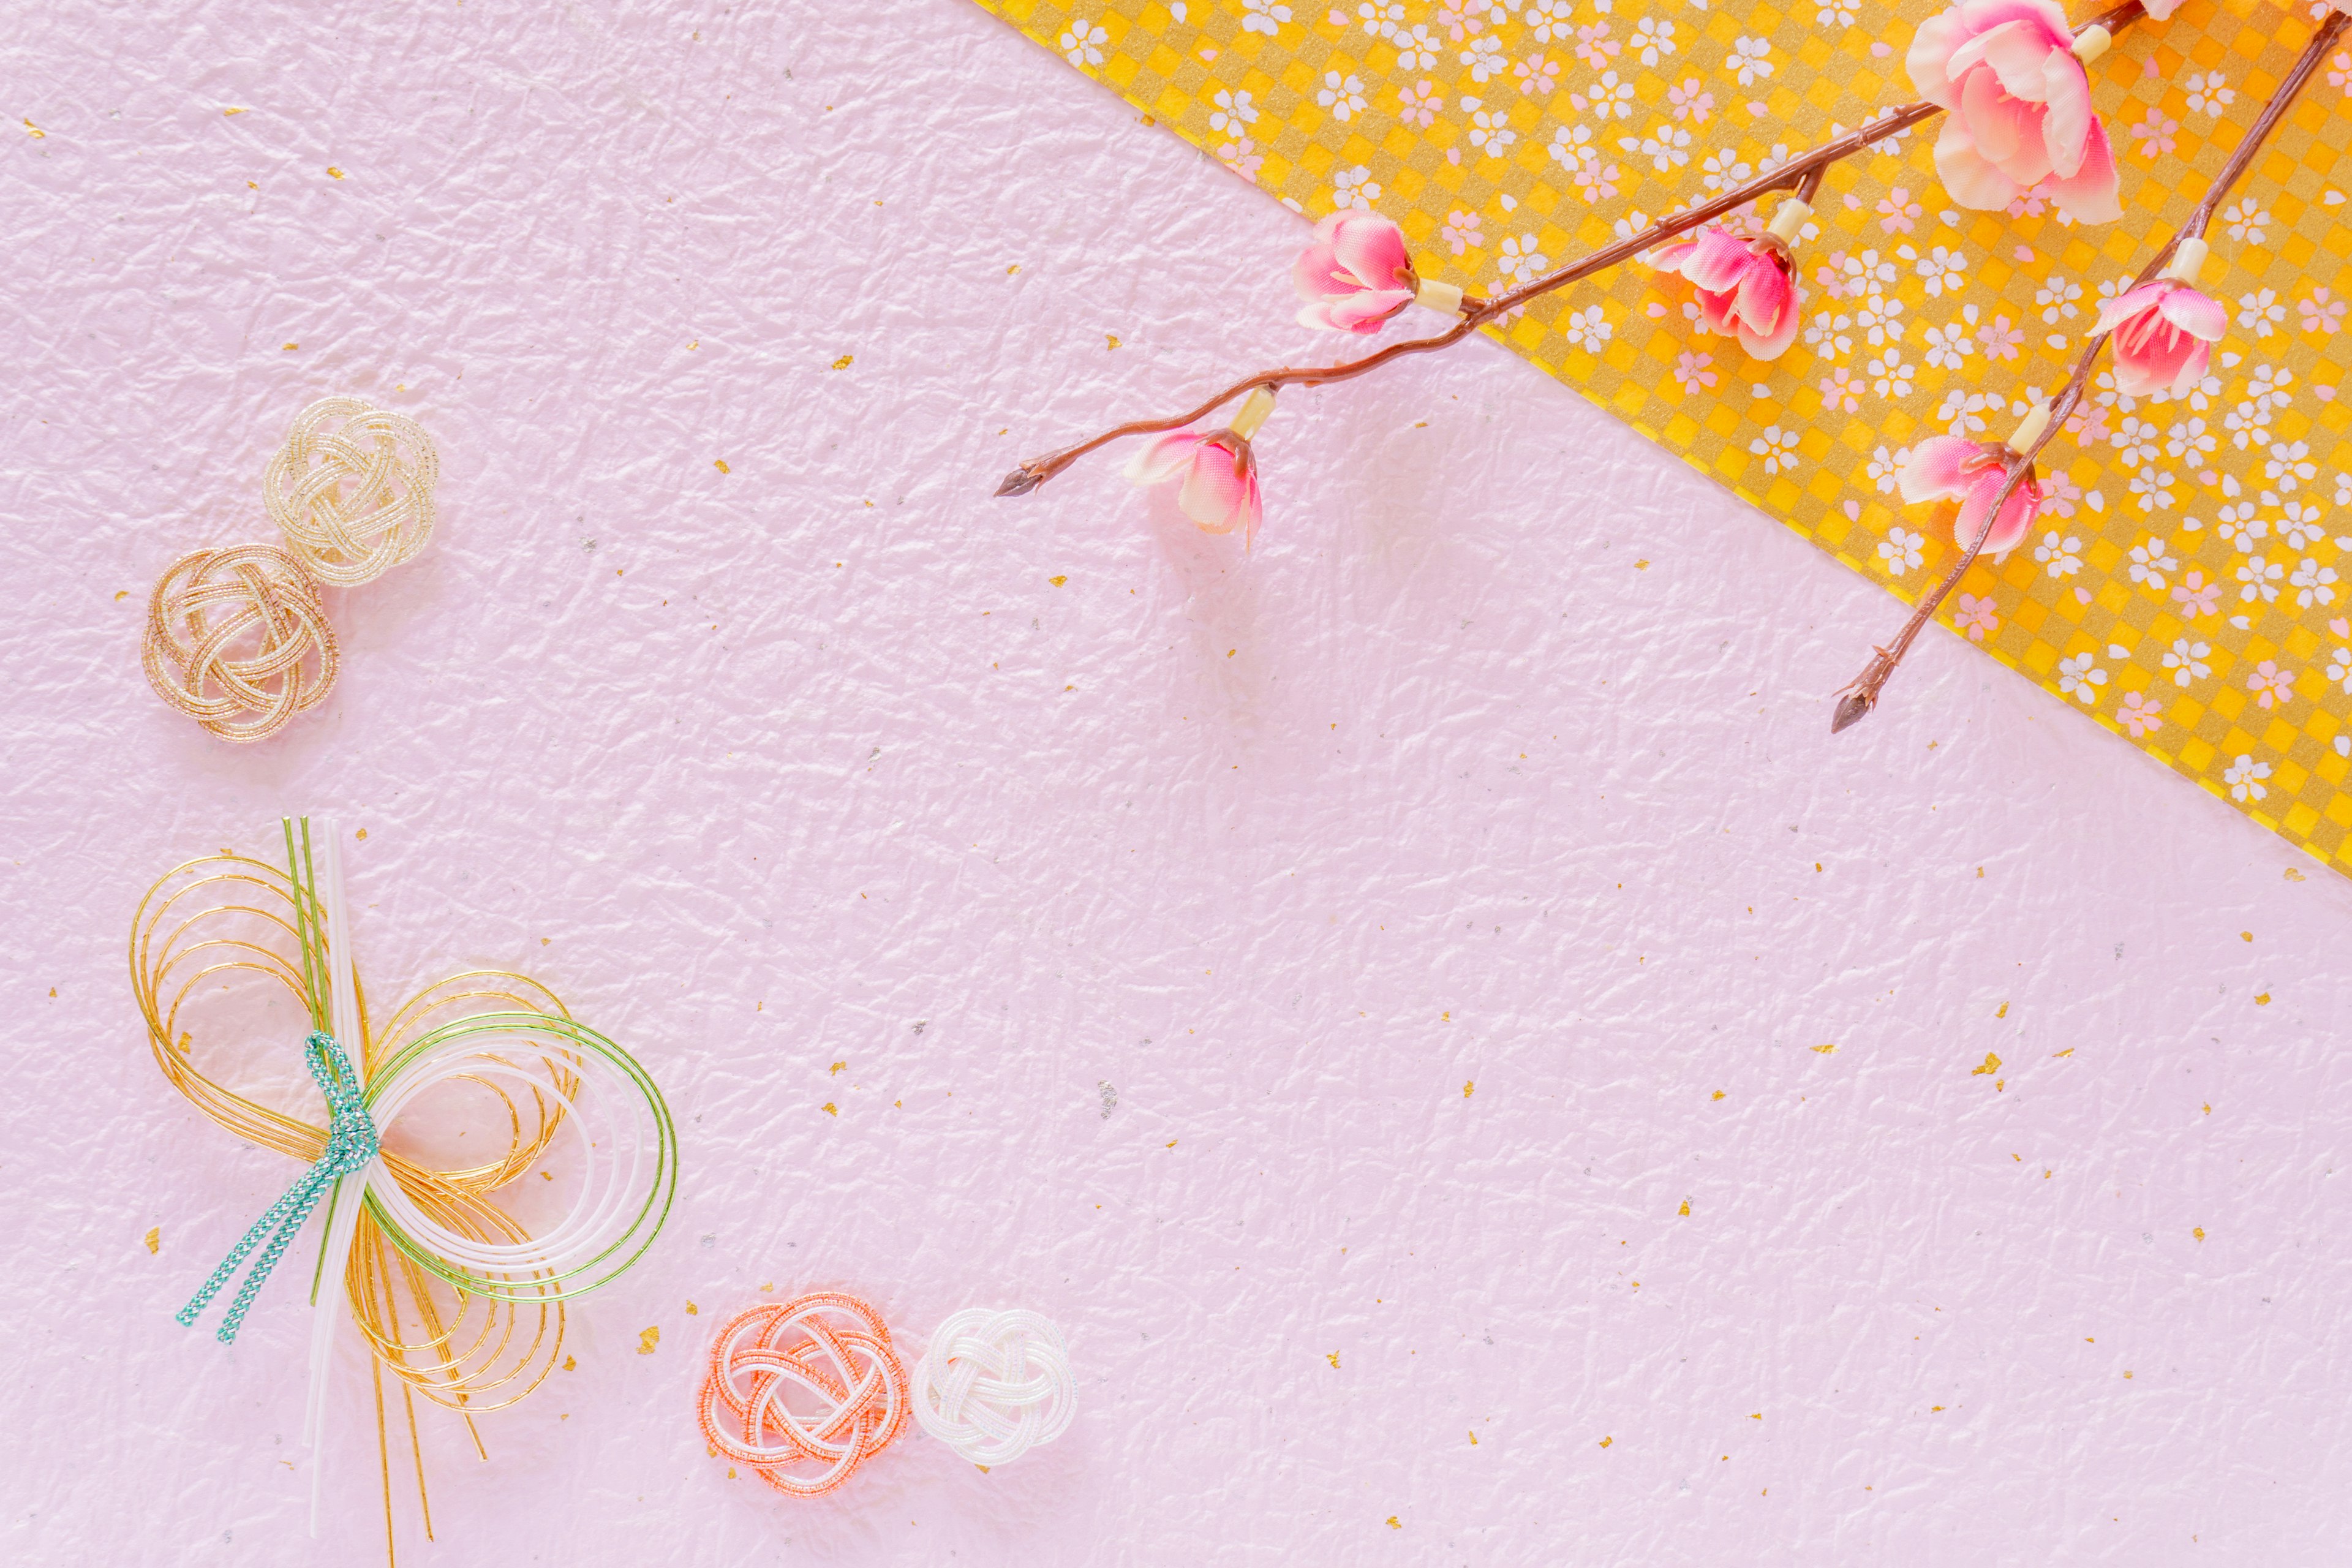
[910,1308,1077,1466]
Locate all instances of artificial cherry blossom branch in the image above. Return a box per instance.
[1831,4,2350,734]
[993,2,2143,501]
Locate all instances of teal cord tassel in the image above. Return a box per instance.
[178,1031,379,1344]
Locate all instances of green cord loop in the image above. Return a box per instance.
[176,1030,379,1343]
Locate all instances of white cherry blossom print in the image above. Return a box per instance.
[2164,638,2214,686]
[1868,347,1912,399]
[1317,71,1368,121]
[2237,289,2286,337]
[1240,0,1292,35]
[2184,72,2235,116]
[2035,530,2084,578]
[2291,557,2339,608]
[1879,526,1926,576]
[2057,652,2106,704]
[1061,21,1108,66]
[2128,537,2178,592]
[1574,71,1637,119]
[2222,200,2271,245]
[2237,552,2284,603]
[1751,425,1800,475]
[1468,104,1517,156]
[1497,233,1548,283]
[1619,123,1692,171]
[1727,36,1773,86]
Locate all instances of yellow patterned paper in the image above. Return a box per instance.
[975,0,2352,870]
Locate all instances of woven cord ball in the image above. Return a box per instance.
[698,1294,910,1498]
[141,543,339,743]
[263,396,439,586]
[910,1308,1076,1467]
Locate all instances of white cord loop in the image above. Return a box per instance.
[910,1308,1076,1466]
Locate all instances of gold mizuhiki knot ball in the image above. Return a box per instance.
[263,396,439,587]
[141,543,339,744]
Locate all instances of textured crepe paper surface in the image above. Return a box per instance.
[6,0,2352,1562]
[974,0,2352,873]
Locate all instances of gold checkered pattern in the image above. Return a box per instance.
[979,0,2352,871]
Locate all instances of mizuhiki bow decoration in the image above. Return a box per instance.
[132,817,678,1561]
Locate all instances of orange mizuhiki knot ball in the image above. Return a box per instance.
[699,1293,910,1498]
[140,543,339,743]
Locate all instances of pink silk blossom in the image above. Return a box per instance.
[1907,0,2121,224]
[1647,226,1802,360]
[2092,278,2227,398]
[1125,429,1264,548]
[1292,210,1419,334]
[1900,435,2042,556]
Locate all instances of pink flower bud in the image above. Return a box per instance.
[1899,435,2041,556]
[1292,211,1419,334]
[1125,393,1273,549]
[1648,225,1801,360]
[2092,278,2226,398]
[1907,0,2120,224]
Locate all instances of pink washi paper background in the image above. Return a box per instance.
[4,1,2351,1563]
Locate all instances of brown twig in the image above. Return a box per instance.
[1830,4,2346,733]
[995,3,2146,498]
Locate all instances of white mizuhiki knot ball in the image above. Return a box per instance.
[910,1308,1076,1466]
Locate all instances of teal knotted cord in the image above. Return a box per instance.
[177,1029,380,1344]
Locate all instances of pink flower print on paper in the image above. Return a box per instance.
[1674,350,1719,393]
[1877,187,1923,234]
[1398,79,1442,128]
[2116,691,2163,736]
[1820,367,1864,413]
[1668,78,1716,124]
[2130,110,2179,159]
[1442,209,1483,255]
[1218,138,1264,181]
[1514,53,1560,96]
[1435,0,1482,42]
[1909,0,2121,222]
[2300,288,2348,336]
[2171,570,2220,617]
[1978,314,2026,361]
[2246,660,2297,710]
[1953,592,2001,641]
[2064,398,2111,445]
[1575,23,1619,70]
